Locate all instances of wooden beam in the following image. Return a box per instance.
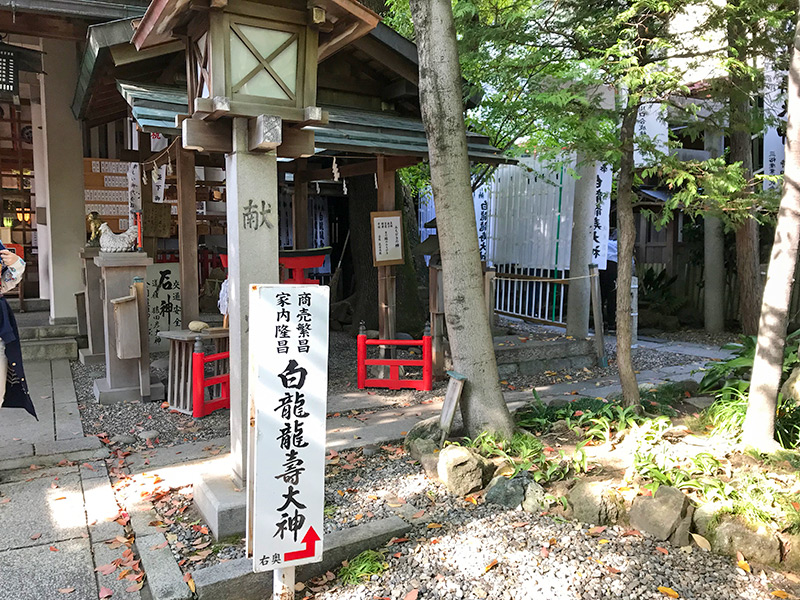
[376,155,397,342]
[292,159,308,250]
[278,127,314,158]
[182,118,233,153]
[110,40,184,67]
[0,10,89,40]
[176,143,200,325]
[351,36,419,85]
[248,114,282,152]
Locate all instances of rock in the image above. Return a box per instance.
[568,480,626,525]
[329,320,343,332]
[137,429,160,441]
[629,486,690,542]
[188,320,210,332]
[404,417,444,452]
[676,379,700,396]
[669,505,694,547]
[550,419,571,434]
[547,398,571,409]
[485,476,526,509]
[362,444,379,457]
[437,446,486,497]
[420,454,440,480]
[522,481,548,513]
[365,329,380,339]
[779,532,800,571]
[396,332,414,340]
[781,365,800,403]
[407,438,438,461]
[692,502,723,538]
[111,434,136,445]
[711,516,781,565]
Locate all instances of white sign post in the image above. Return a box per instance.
[370,210,404,266]
[248,284,330,596]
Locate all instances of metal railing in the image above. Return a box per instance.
[492,265,569,326]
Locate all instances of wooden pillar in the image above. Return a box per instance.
[293,159,309,250]
[177,143,200,325]
[376,156,396,341]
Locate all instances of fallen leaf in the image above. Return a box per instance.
[738,560,751,573]
[95,564,117,576]
[30,533,42,540]
[657,586,679,598]
[184,573,196,593]
[511,522,530,528]
[598,539,610,545]
[656,547,669,555]
[464,496,478,505]
[587,526,607,536]
[151,541,168,550]
[411,510,424,519]
[58,588,75,594]
[785,573,800,584]
[771,592,789,598]
[125,582,144,592]
[484,559,498,573]
[540,547,549,558]
[737,551,746,562]
[49,546,59,552]
[622,529,641,537]
[690,533,711,552]
[99,587,113,599]
[390,537,409,544]
[427,523,443,529]
[403,590,419,600]
[607,567,621,575]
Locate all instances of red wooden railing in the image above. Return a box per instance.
[192,337,231,418]
[357,323,432,391]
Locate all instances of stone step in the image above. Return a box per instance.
[21,337,78,362]
[6,298,49,312]
[18,324,79,340]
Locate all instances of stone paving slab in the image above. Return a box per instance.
[0,463,78,484]
[0,537,96,600]
[0,440,34,461]
[0,470,87,550]
[124,437,230,473]
[93,540,143,600]
[82,476,124,543]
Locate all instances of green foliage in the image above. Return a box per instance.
[698,330,800,395]
[461,430,543,462]
[338,550,388,585]
[638,268,685,315]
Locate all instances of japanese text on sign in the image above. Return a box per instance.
[592,163,611,270]
[146,264,181,350]
[249,285,330,572]
[370,211,404,267]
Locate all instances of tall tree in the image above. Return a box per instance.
[742,11,800,451]
[409,0,515,437]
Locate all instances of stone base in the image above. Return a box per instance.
[79,348,105,366]
[194,471,247,540]
[93,378,165,404]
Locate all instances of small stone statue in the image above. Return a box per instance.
[99,223,139,252]
[86,211,103,247]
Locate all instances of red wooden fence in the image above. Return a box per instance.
[357,323,432,391]
[192,338,230,418]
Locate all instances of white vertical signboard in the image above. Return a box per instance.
[249,284,330,572]
[152,164,168,204]
[592,163,612,270]
[763,61,786,191]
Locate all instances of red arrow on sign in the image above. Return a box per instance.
[284,527,320,562]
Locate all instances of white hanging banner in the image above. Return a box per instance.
[634,103,668,167]
[127,163,142,225]
[763,61,786,191]
[592,163,612,270]
[249,285,329,572]
[474,185,490,262]
[152,164,168,204]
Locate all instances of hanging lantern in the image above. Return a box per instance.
[0,41,43,102]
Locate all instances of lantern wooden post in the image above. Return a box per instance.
[176,143,199,325]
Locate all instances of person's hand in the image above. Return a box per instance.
[0,250,19,267]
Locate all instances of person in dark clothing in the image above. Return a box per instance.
[598,233,618,332]
[0,244,35,419]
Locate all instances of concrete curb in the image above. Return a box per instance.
[193,516,410,600]
[0,436,106,471]
[138,532,193,600]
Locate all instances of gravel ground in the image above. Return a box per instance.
[75,322,714,443]
[147,443,800,599]
[72,356,229,447]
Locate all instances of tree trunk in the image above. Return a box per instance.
[616,104,641,407]
[410,0,515,438]
[348,174,379,331]
[742,19,800,452]
[729,0,763,335]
